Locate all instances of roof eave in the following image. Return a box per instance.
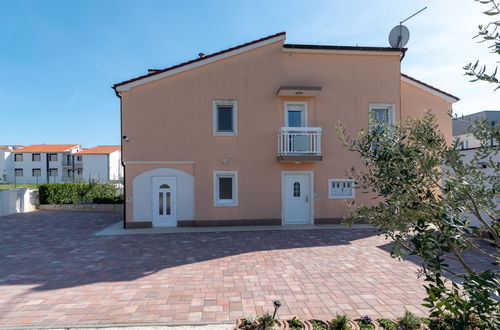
[401,74,460,103]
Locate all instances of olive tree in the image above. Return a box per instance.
[464,0,499,90]
[336,113,499,328]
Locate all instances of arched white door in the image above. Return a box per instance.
[152,177,177,227]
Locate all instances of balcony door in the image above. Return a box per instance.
[285,101,307,127]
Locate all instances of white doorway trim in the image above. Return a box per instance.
[281,170,314,225]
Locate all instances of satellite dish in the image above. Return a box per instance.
[388,24,410,48]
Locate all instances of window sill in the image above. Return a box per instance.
[328,196,355,199]
[214,200,238,207]
[213,132,238,137]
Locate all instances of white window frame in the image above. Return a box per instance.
[212,100,238,136]
[213,170,238,206]
[284,101,308,127]
[368,103,396,127]
[328,178,355,199]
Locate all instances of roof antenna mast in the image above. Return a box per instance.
[388,6,427,48]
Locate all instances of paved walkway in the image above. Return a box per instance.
[0,210,441,328]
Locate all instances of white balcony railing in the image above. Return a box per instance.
[278,127,322,156]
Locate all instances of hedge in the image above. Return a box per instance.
[38,183,117,204]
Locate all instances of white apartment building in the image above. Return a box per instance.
[453,110,499,149]
[0,145,24,183]
[9,144,82,184]
[74,146,122,182]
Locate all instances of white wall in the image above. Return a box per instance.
[80,151,123,182]
[108,151,123,181]
[132,168,194,223]
[454,133,482,149]
[457,148,499,227]
[81,154,109,182]
[0,188,38,216]
[0,149,10,183]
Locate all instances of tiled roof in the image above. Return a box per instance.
[13,144,80,153]
[113,32,287,89]
[76,146,120,155]
[401,73,460,101]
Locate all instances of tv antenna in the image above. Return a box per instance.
[388,6,427,48]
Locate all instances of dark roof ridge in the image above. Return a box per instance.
[283,43,406,52]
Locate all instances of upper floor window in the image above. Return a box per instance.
[49,153,57,161]
[369,103,395,131]
[213,100,237,136]
[14,154,23,162]
[285,101,307,127]
[32,153,41,162]
[76,155,82,161]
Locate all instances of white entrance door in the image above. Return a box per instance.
[152,177,177,227]
[283,173,312,224]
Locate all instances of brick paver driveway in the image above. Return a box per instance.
[0,211,431,327]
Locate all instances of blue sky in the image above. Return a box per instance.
[1,0,498,147]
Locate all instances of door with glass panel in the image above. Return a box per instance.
[152,177,177,227]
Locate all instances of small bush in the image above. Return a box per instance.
[258,313,276,329]
[330,314,350,330]
[287,317,304,329]
[94,195,124,204]
[38,183,117,204]
[376,318,397,330]
[397,310,421,330]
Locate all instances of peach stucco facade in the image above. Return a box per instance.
[115,33,458,228]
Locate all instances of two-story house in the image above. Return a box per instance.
[74,146,123,182]
[113,32,459,228]
[10,144,82,184]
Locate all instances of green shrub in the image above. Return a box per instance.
[94,195,124,204]
[397,310,421,330]
[257,313,276,329]
[287,317,304,330]
[376,318,397,330]
[330,314,350,330]
[38,183,117,204]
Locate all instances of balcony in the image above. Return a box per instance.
[277,127,322,161]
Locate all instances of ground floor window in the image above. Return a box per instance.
[32,169,41,177]
[213,170,238,206]
[14,169,23,177]
[49,168,58,177]
[328,179,355,199]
